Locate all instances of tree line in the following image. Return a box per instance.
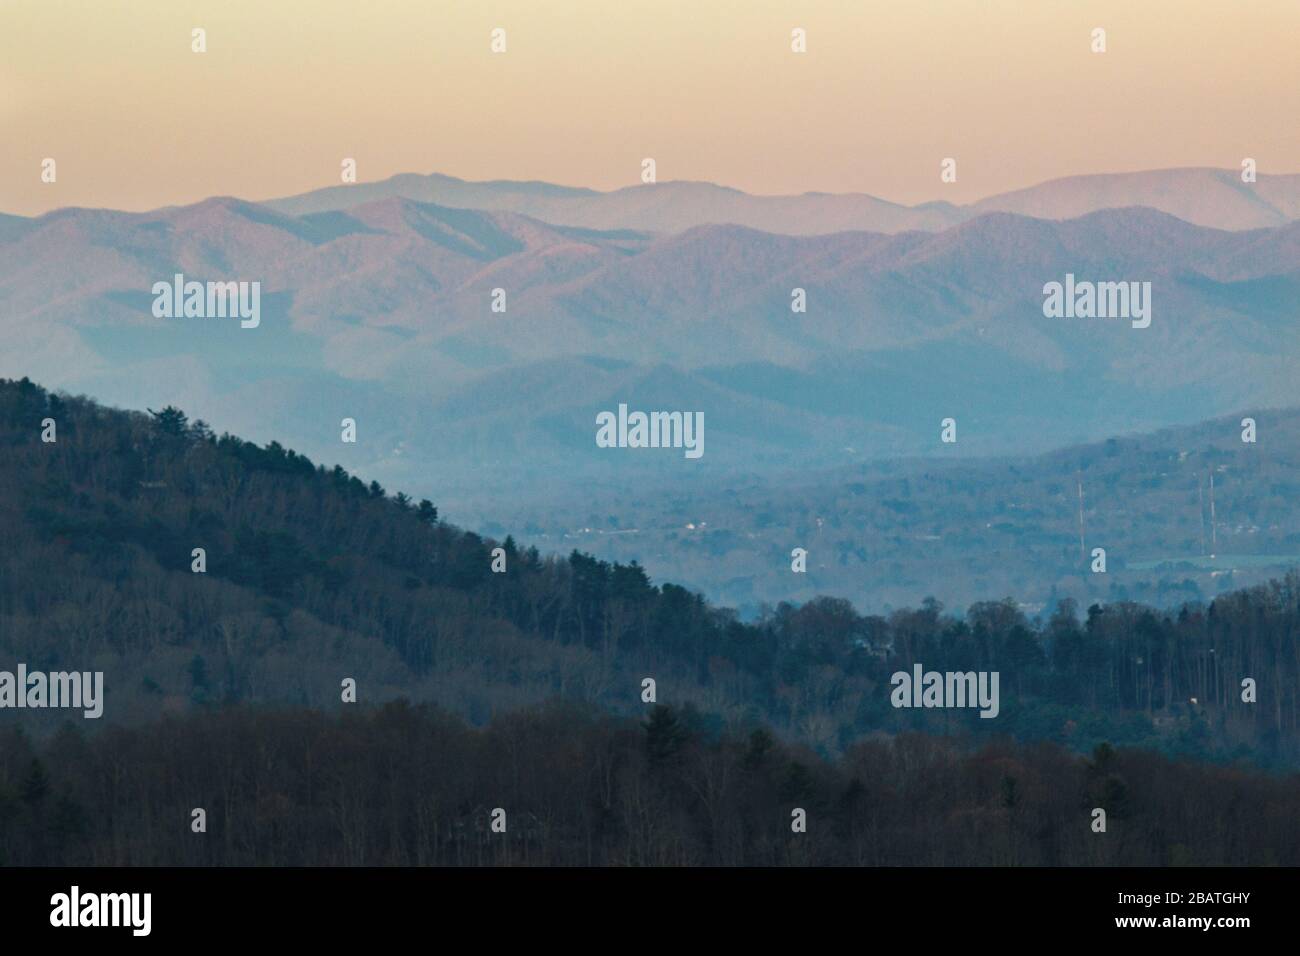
[2,701,1296,866]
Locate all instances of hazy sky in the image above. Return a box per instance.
[2,0,1297,215]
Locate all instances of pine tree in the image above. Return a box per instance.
[148,405,189,436]
[644,705,688,764]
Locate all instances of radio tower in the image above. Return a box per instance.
[1209,472,1218,557]
[1077,480,1086,561]
[1197,473,1207,556]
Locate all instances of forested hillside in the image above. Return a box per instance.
[2,377,1299,765]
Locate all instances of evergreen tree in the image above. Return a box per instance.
[147,405,189,437]
[644,705,688,764]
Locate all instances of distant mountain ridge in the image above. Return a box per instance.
[2,192,1298,498]
[260,167,1300,235]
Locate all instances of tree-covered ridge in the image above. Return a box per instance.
[2,377,1298,765]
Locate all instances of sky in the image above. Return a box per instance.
[2,0,1297,216]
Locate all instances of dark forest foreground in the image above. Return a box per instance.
[2,702,1296,867]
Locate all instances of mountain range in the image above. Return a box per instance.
[266,167,1300,234]
[2,168,1298,504]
